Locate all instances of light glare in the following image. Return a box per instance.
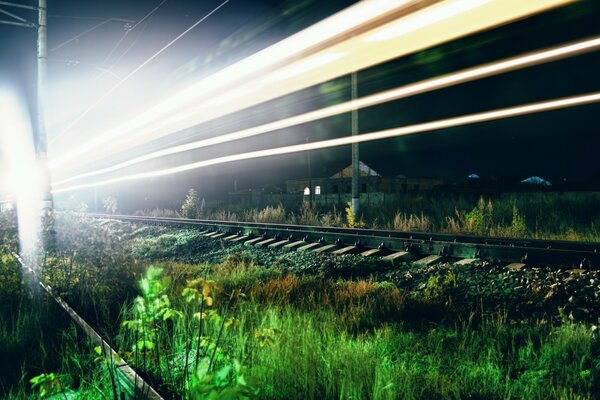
[51,91,600,194]
[48,0,571,179]
[51,36,600,188]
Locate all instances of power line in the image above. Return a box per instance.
[101,0,167,68]
[49,18,133,53]
[49,0,230,145]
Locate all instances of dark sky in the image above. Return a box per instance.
[1,1,600,207]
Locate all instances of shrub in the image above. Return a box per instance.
[181,189,203,219]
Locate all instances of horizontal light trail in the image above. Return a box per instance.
[51,35,600,188]
[48,0,418,168]
[51,91,600,194]
[49,0,571,177]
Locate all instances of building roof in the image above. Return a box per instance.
[330,161,380,178]
[521,176,552,186]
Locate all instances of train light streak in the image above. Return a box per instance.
[51,36,600,188]
[48,0,417,170]
[51,91,600,194]
[48,0,571,179]
[266,52,346,82]
[366,0,490,42]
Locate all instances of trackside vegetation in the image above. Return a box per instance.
[1,210,599,399]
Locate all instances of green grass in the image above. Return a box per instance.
[112,259,599,399]
[2,211,599,399]
[203,192,600,241]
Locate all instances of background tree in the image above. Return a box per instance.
[181,189,203,219]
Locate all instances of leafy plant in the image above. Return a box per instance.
[345,201,365,228]
[511,204,527,237]
[181,189,203,219]
[188,359,258,400]
[30,372,64,398]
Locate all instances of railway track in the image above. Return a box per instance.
[90,214,600,269]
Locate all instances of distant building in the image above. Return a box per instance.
[520,176,552,186]
[285,161,443,196]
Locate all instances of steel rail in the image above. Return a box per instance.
[89,214,600,268]
[12,252,164,400]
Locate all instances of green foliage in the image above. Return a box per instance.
[345,201,356,228]
[511,204,527,237]
[0,211,18,251]
[243,204,287,224]
[205,191,600,241]
[3,207,599,399]
[119,266,257,398]
[188,359,258,400]
[0,251,23,313]
[424,272,457,303]
[30,373,63,398]
[344,201,365,228]
[121,266,182,358]
[181,188,203,219]
[463,197,493,235]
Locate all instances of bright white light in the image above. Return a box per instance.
[49,0,572,178]
[51,36,600,188]
[51,91,600,194]
[366,0,491,42]
[266,53,346,82]
[0,89,44,255]
[48,0,414,171]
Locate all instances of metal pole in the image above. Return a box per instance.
[307,136,312,206]
[37,0,53,212]
[351,72,359,216]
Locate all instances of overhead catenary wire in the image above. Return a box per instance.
[51,35,600,188]
[51,91,600,194]
[99,0,168,74]
[49,0,230,145]
[49,18,131,53]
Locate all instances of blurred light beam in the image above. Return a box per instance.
[51,36,600,188]
[51,91,600,194]
[49,0,570,175]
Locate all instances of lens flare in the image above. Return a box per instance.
[0,89,44,256]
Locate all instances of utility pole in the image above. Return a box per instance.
[306,136,312,207]
[0,1,53,213]
[37,0,53,213]
[351,71,359,217]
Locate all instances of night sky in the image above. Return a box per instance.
[1,0,600,208]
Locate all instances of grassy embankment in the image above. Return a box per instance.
[1,211,599,399]
[192,192,600,242]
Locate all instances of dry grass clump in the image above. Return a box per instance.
[393,212,431,232]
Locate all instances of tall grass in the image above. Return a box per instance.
[113,260,599,399]
[203,192,600,241]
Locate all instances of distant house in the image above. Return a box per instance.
[285,161,443,195]
[520,176,552,186]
